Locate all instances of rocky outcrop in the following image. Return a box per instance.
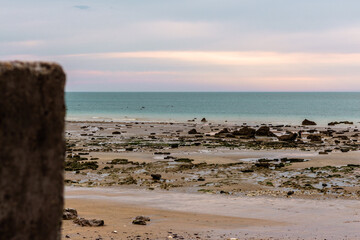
[307,134,322,142]
[278,133,298,142]
[0,62,65,240]
[302,119,317,126]
[255,126,276,137]
[328,121,353,126]
[233,127,256,138]
[188,129,198,134]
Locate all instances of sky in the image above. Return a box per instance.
[1,0,360,91]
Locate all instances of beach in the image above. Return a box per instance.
[62,119,360,239]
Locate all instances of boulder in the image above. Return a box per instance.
[278,133,298,142]
[218,128,229,134]
[201,118,207,122]
[255,126,276,137]
[63,208,78,220]
[307,134,322,142]
[188,129,198,134]
[233,127,256,138]
[151,174,162,180]
[302,119,317,126]
[73,218,104,227]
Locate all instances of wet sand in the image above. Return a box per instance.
[64,187,360,240]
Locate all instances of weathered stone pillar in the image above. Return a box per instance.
[0,62,66,240]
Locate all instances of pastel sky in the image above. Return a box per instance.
[2,0,360,91]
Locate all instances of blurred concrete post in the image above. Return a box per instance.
[0,62,66,240]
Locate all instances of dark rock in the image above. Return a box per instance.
[218,128,229,134]
[287,191,294,196]
[63,208,78,220]
[132,216,150,225]
[278,133,298,142]
[234,127,256,138]
[255,126,276,137]
[188,129,198,134]
[201,118,207,122]
[307,134,322,142]
[151,174,162,180]
[112,131,121,134]
[73,217,104,227]
[340,148,350,153]
[328,121,353,126]
[302,119,317,125]
[0,62,65,240]
[280,158,305,163]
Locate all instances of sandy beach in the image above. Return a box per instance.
[62,119,360,239]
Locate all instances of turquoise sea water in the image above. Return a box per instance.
[66,92,360,125]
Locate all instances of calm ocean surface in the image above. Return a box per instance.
[66,92,360,125]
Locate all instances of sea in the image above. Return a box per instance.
[66,92,360,126]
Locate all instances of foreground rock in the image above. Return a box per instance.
[63,208,78,220]
[73,217,104,227]
[302,119,317,125]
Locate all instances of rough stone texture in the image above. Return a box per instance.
[0,61,66,240]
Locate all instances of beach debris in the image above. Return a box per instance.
[63,208,78,220]
[132,216,150,225]
[73,217,104,227]
[302,119,317,125]
[188,129,198,134]
[151,174,162,180]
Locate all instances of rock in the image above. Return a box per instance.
[63,208,78,220]
[151,174,162,180]
[0,62,66,240]
[287,191,294,196]
[132,216,150,225]
[277,133,298,142]
[233,127,256,138]
[201,118,207,122]
[255,126,276,137]
[302,119,317,125]
[328,121,353,126]
[218,128,229,134]
[73,217,104,227]
[188,129,198,134]
[112,131,121,134]
[307,134,322,142]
